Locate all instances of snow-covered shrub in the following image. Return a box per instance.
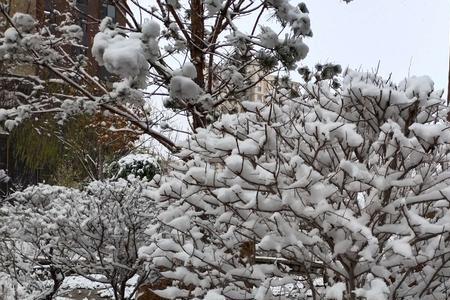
[108,153,160,181]
[139,69,450,299]
[0,177,159,300]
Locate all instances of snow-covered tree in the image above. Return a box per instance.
[0,0,311,153]
[0,177,158,300]
[138,67,450,299]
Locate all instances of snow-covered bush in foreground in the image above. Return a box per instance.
[0,177,158,300]
[139,69,450,299]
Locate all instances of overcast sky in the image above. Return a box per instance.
[299,0,450,92]
[135,0,450,90]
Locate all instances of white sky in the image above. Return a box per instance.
[135,0,450,90]
[299,0,450,91]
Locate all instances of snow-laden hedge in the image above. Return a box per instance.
[139,70,450,299]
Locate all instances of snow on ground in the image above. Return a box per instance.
[52,274,138,299]
[271,276,324,298]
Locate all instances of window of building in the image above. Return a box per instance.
[44,0,57,24]
[102,1,117,23]
[44,0,53,11]
[72,0,89,54]
[98,1,117,80]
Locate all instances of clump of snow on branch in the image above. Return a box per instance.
[12,13,36,33]
[205,0,224,16]
[92,17,150,87]
[60,24,83,40]
[266,0,312,36]
[169,62,202,100]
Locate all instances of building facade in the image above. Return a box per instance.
[6,0,123,74]
[247,74,300,103]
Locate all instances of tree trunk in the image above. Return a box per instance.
[190,0,205,89]
[35,266,64,300]
[447,52,450,106]
[117,281,127,300]
[190,0,207,129]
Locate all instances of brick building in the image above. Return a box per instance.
[4,0,125,76]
